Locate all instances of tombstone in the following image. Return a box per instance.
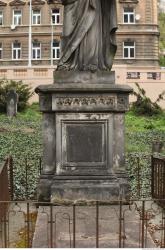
[36,0,133,203]
[6,90,18,117]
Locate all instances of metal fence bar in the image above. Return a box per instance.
[26,202,30,248]
[141,200,145,248]
[96,201,99,248]
[73,205,76,248]
[119,201,122,248]
[152,156,165,203]
[49,204,53,248]
[8,156,14,201]
[25,158,28,200]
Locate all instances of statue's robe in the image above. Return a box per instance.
[58,0,117,71]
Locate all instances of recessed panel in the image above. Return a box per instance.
[66,123,104,163]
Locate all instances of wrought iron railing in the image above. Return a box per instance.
[152,156,165,201]
[0,200,165,248]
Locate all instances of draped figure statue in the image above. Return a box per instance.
[57,0,117,72]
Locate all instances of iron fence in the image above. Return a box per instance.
[0,158,11,222]
[2,153,164,201]
[152,156,165,202]
[6,156,42,201]
[0,200,165,248]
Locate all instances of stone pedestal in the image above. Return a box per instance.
[36,71,132,202]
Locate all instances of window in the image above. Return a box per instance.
[123,41,135,59]
[0,43,2,59]
[52,9,60,25]
[127,72,140,79]
[52,40,60,59]
[32,9,41,25]
[32,41,41,59]
[123,7,135,23]
[147,72,161,80]
[0,11,3,25]
[12,41,21,60]
[13,10,22,25]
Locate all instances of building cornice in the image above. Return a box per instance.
[0,1,7,6]
[9,0,26,6]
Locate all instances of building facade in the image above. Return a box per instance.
[0,0,159,67]
[0,0,164,107]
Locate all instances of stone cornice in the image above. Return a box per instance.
[0,1,7,6]
[9,0,26,6]
[28,0,45,5]
[119,0,139,3]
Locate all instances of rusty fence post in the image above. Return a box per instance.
[73,204,76,248]
[25,158,28,200]
[96,201,99,248]
[26,202,30,248]
[3,205,8,248]
[8,156,14,201]
[119,200,122,248]
[141,200,145,248]
[49,204,53,248]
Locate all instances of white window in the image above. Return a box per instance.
[32,41,41,59]
[123,7,135,24]
[12,42,21,60]
[123,41,135,59]
[0,11,3,25]
[52,40,60,59]
[0,43,2,59]
[52,9,60,25]
[32,9,41,25]
[13,10,22,26]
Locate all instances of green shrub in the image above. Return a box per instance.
[0,79,33,113]
[159,56,165,67]
[131,83,165,116]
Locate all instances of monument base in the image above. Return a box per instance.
[36,71,132,202]
[51,175,130,203]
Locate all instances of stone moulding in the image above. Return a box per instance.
[36,83,132,113]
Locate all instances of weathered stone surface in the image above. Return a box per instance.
[6,89,18,117]
[35,74,133,202]
[54,70,115,84]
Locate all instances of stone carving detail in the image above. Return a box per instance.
[56,96,116,107]
[117,95,129,109]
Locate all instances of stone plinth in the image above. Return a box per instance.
[35,71,132,202]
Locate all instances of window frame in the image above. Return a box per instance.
[12,41,21,60]
[51,8,60,25]
[123,41,135,59]
[123,7,135,24]
[0,11,3,26]
[0,43,3,59]
[13,9,22,26]
[32,9,41,25]
[52,40,60,60]
[32,41,41,60]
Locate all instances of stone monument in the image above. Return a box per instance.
[6,89,18,117]
[36,0,133,202]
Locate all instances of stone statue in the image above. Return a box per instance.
[57,0,117,72]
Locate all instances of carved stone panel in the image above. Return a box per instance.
[52,94,116,111]
[56,113,113,175]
